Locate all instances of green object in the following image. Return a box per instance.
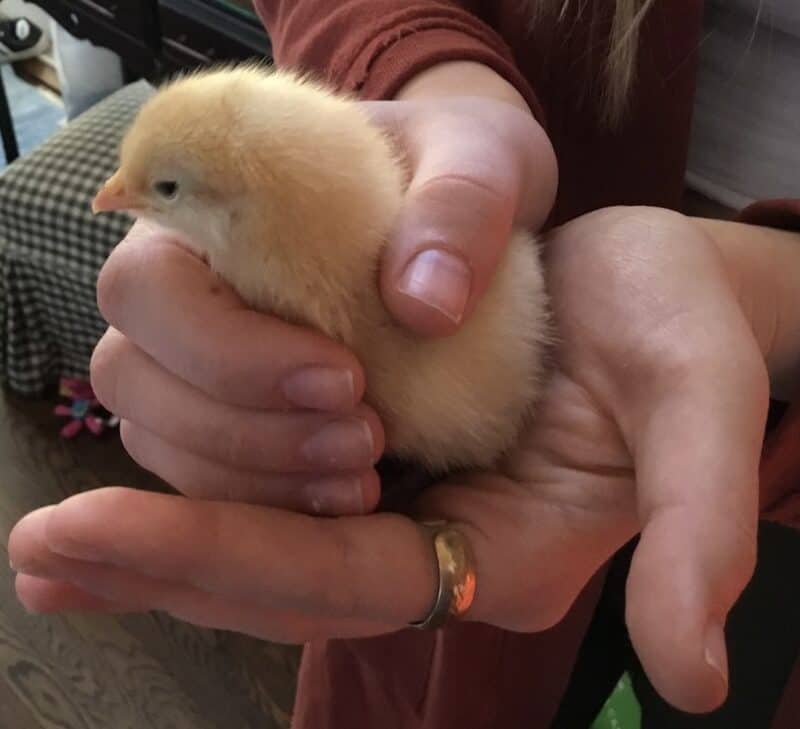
[590,673,641,729]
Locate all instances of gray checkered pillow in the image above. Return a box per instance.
[0,80,154,395]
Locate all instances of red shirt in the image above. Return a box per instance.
[255,0,703,221]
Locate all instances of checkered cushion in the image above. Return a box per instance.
[0,80,154,395]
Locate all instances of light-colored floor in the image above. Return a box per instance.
[0,392,300,729]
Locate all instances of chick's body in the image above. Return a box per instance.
[102,67,549,473]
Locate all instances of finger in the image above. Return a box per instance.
[11,508,139,614]
[10,507,399,641]
[11,482,608,634]
[624,341,769,712]
[93,329,383,474]
[121,420,381,515]
[15,574,134,614]
[15,564,395,643]
[14,488,436,625]
[374,101,556,336]
[96,220,364,410]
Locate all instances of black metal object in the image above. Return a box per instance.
[28,0,161,77]
[0,17,45,54]
[4,1,270,166]
[0,67,19,163]
[0,12,47,164]
[28,0,270,81]
[158,0,270,73]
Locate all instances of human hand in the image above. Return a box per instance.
[10,207,778,714]
[88,62,555,511]
[365,61,557,336]
[89,220,385,516]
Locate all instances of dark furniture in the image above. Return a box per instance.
[0,0,271,162]
[29,0,271,78]
[0,66,18,162]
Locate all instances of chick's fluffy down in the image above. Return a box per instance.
[111,66,551,474]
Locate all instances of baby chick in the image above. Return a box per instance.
[92,66,549,474]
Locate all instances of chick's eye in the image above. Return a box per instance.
[153,180,179,199]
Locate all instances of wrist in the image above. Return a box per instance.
[394,61,534,116]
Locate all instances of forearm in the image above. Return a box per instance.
[255,1,542,116]
[694,217,800,400]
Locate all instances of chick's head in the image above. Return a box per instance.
[92,67,405,272]
[91,71,259,258]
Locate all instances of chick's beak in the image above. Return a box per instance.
[91,170,142,214]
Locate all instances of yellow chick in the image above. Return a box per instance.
[92,66,549,474]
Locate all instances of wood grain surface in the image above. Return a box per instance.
[0,391,300,729]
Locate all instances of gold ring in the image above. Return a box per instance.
[409,520,477,630]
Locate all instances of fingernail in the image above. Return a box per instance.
[302,419,375,470]
[281,367,355,411]
[704,622,729,691]
[304,476,365,516]
[397,249,472,324]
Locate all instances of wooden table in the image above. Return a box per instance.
[0,391,299,729]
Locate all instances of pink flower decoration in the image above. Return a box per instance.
[54,377,118,438]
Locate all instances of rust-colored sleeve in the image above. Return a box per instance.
[738,199,800,232]
[743,199,800,529]
[253,1,544,121]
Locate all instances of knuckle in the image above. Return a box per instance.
[96,223,167,326]
[220,477,245,503]
[506,579,578,633]
[118,422,144,469]
[213,409,261,468]
[639,334,703,385]
[118,420,150,471]
[118,418,135,453]
[414,172,513,226]
[357,406,385,460]
[578,206,696,281]
[632,322,748,392]
[96,244,133,325]
[118,422,168,487]
[221,423,252,467]
[417,172,505,202]
[317,526,362,620]
[89,329,125,412]
[197,345,242,404]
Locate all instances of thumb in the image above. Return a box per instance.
[624,347,769,713]
[379,108,556,337]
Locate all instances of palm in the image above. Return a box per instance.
[419,207,767,643]
[418,367,638,630]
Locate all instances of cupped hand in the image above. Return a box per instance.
[363,92,556,336]
[89,220,386,516]
[88,90,554,514]
[10,207,770,715]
